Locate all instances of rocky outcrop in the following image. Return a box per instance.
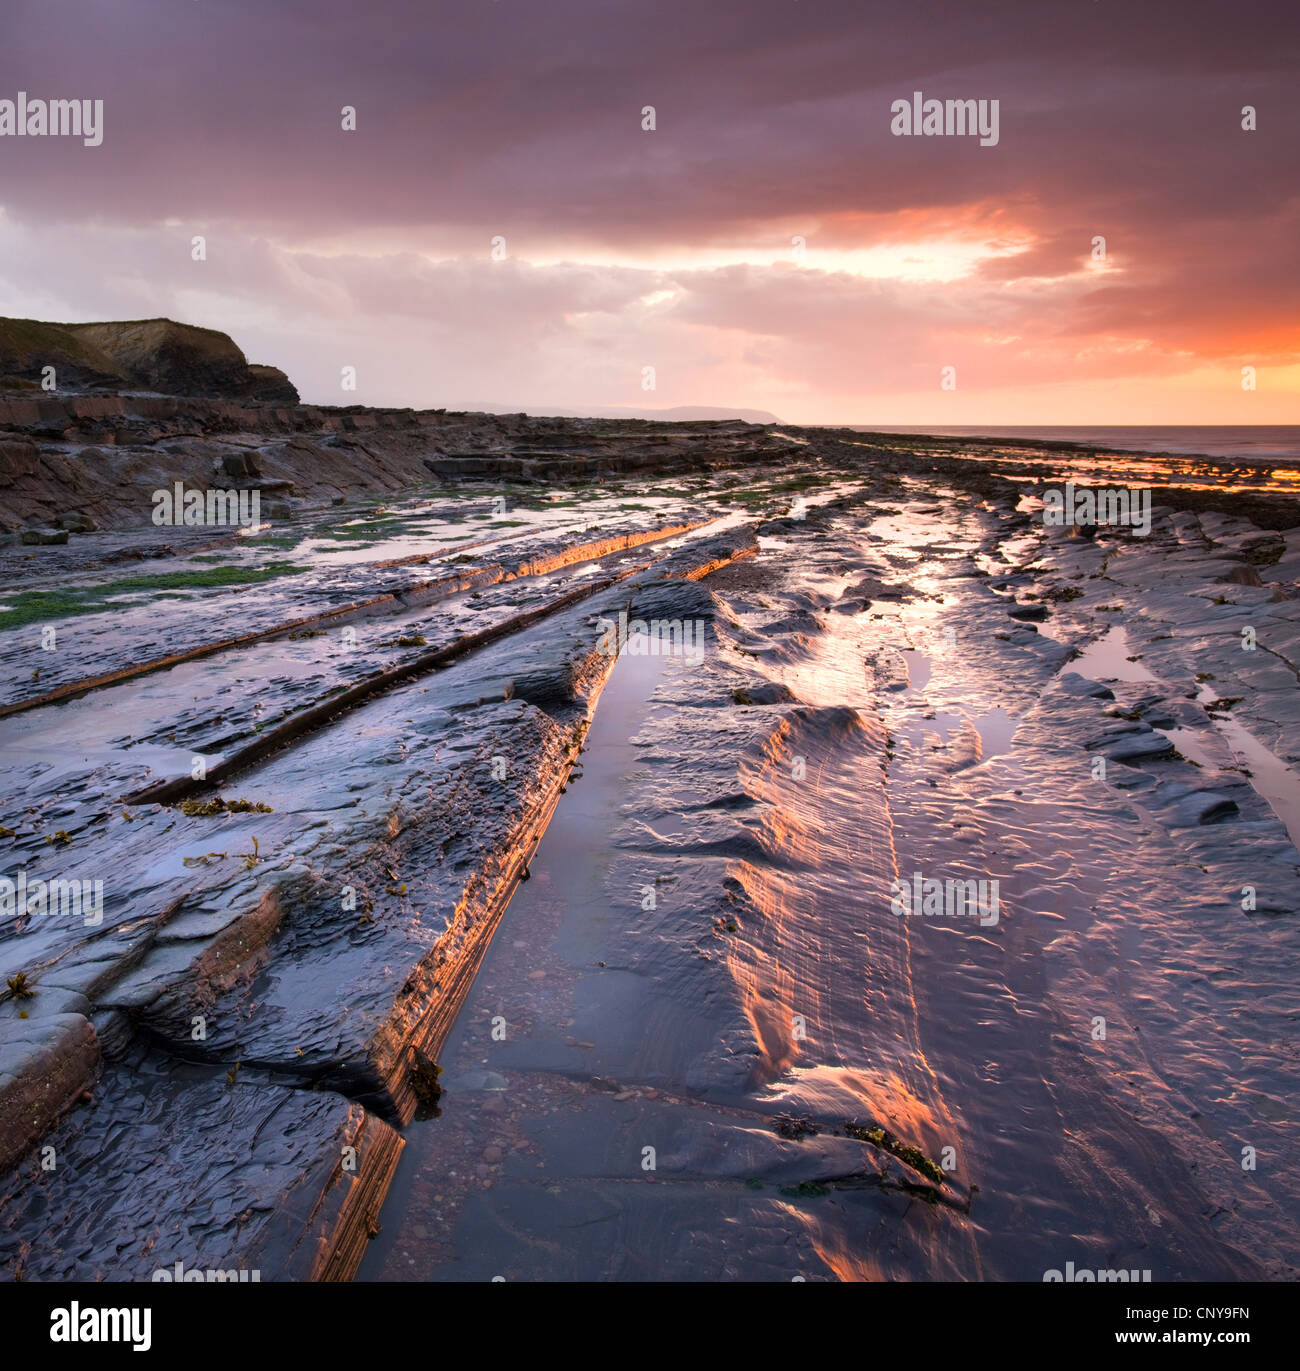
[1,385,1298,1282]
[0,316,298,403]
[0,1013,99,1175]
[0,525,758,1280]
[0,391,795,534]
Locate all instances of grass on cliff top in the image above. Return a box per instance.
[0,317,117,368]
[0,562,309,630]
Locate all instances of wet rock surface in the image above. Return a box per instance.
[2,396,1298,1280]
[363,483,1300,1281]
[0,1049,400,1282]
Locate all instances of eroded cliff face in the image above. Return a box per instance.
[0,387,796,534]
[0,316,297,404]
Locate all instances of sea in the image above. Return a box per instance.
[844,426,1300,464]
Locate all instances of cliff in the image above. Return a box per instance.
[0,316,298,403]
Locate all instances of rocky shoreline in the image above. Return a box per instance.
[2,332,1299,1280]
[0,387,807,540]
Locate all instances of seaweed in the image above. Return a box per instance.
[0,562,309,630]
[841,1121,947,1186]
[1206,696,1244,713]
[178,797,274,817]
[408,1047,443,1119]
[778,1181,830,1199]
[5,971,35,999]
[772,1112,819,1141]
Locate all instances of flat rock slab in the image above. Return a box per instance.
[0,1012,99,1174]
[0,521,763,1292]
[0,1055,400,1282]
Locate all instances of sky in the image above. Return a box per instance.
[1,0,1297,424]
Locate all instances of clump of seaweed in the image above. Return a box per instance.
[6,971,35,999]
[183,836,265,870]
[778,1180,830,1199]
[1244,541,1284,567]
[408,1047,443,1119]
[1206,696,1243,714]
[178,797,274,817]
[772,1112,819,1141]
[842,1120,946,1185]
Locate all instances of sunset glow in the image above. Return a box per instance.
[0,0,1294,423]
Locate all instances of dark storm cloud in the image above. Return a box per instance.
[0,0,1295,420]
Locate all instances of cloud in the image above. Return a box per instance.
[0,0,1295,420]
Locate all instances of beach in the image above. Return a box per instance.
[2,393,1297,1281]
